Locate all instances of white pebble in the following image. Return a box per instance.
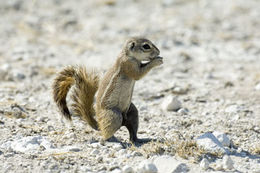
[137,160,158,173]
[177,108,189,115]
[90,143,101,149]
[112,143,123,151]
[122,165,134,173]
[213,131,231,147]
[196,132,228,155]
[118,149,126,156]
[222,155,234,170]
[79,166,91,172]
[161,96,182,112]
[111,168,122,173]
[153,156,189,173]
[0,64,11,71]
[200,158,209,170]
[255,82,260,90]
[8,136,53,153]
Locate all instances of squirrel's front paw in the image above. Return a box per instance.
[152,56,163,66]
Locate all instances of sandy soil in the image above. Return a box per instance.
[0,0,259,172]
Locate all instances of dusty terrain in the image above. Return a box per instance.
[0,0,259,172]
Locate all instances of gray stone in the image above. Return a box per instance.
[12,70,26,80]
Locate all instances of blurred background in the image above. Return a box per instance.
[0,0,259,67]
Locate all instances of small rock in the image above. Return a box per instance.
[200,158,209,170]
[213,131,230,147]
[225,104,243,114]
[40,139,55,150]
[214,159,223,171]
[4,152,15,157]
[162,0,176,6]
[67,147,81,152]
[177,108,189,115]
[47,125,55,131]
[255,82,260,90]
[111,169,122,173]
[79,166,91,172]
[0,63,11,72]
[97,156,103,162]
[132,151,143,156]
[90,143,101,148]
[91,149,99,155]
[172,86,188,95]
[196,132,228,155]
[9,136,53,153]
[112,143,123,151]
[0,67,9,78]
[117,149,127,156]
[153,156,189,173]
[63,131,76,139]
[10,107,26,119]
[122,165,134,173]
[137,160,158,173]
[12,70,26,80]
[161,96,182,112]
[222,155,234,170]
[173,163,189,173]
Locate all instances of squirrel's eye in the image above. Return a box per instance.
[142,44,151,50]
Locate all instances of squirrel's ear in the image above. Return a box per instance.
[128,41,135,51]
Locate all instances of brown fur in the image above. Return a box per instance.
[52,37,163,142]
[53,66,99,130]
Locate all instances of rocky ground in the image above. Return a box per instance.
[0,0,259,172]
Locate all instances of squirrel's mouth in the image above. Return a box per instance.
[140,56,162,68]
[140,60,151,66]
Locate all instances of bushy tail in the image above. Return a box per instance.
[52,66,99,130]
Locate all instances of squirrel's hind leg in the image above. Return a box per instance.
[97,108,123,140]
[123,103,151,145]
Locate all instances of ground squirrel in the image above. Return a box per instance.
[53,37,163,143]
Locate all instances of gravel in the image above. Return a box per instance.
[0,0,260,172]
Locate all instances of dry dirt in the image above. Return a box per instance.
[0,0,259,172]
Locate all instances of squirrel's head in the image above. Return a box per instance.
[124,37,160,62]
